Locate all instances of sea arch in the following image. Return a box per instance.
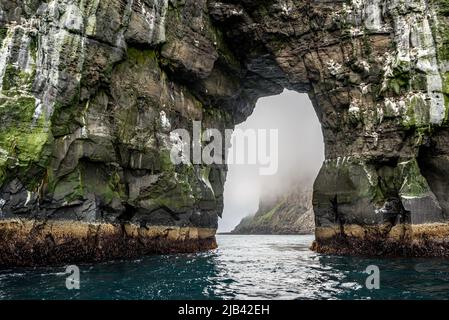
[0,0,449,265]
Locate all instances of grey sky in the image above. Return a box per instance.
[218,90,325,232]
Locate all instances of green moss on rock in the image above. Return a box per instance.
[127,47,159,65]
[2,64,36,92]
[398,159,431,198]
[0,28,7,47]
[0,95,52,190]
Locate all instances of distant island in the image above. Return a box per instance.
[232,185,314,235]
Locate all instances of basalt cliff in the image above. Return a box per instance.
[1,0,449,265]
[232,186,314,235]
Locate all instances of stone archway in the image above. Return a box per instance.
[0,0,448,265]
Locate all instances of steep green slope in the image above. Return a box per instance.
[233,186,314,235]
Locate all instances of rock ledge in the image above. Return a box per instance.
[0,219,216,267]
[312,223,449,257]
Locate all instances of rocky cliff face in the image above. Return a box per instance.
[1,0,449,265]
[232,186,314,235]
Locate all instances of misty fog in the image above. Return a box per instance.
[218,90,325,232]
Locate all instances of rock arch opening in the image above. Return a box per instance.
[219,90,324,233]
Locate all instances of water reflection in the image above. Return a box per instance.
[0,235,449,300]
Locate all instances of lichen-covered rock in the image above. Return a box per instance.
[1,0,449,264]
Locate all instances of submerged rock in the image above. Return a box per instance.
[0,0,449,264]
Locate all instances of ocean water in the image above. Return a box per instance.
[1,234,449,300]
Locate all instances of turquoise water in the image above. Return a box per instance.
[1,234,449,300]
